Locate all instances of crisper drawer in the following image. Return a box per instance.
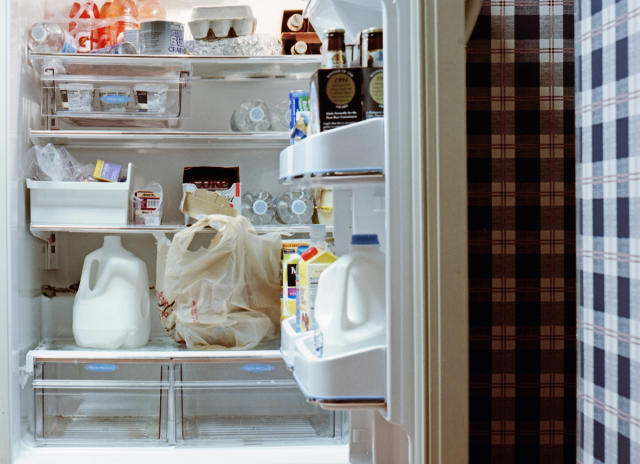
[176,362,345,444]
[32,361,169,445]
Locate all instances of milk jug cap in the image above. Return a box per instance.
[351,234,379,245]
[301,247,319,260]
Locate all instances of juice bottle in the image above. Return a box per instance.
[138,0,166,20]
[68,2,100,52]
[107,0,139,45]
[95,2,113,49]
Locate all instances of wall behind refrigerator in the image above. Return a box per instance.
[466,1,576,462]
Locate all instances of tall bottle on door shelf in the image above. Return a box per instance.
[106,0,139,45]
[138,0,166,20]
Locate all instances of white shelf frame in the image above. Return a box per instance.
[29,52,322,81]
[29,129,291,149]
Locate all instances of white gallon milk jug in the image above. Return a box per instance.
[73,236,151,349]
[314,234,385,357]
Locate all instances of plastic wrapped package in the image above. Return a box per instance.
[155,214,281,350]
[31,144,94,182]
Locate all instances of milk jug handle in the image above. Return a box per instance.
[78,256,103,295]
[340,260,356,331]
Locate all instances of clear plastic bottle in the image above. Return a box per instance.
[271,99,291,132]
[106,0,139,45]
[28,23,76,53]
[230,100,272,132]
[241,192,276,225]
[138,0,166,20]
[275,190,314,225]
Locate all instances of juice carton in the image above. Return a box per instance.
[280,241,309,321]
[298,246,337,332]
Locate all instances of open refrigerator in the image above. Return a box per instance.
[0,0,469,463]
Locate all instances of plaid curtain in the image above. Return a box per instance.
[575,1,640,463]
[467,1,577,462]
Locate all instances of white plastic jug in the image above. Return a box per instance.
[314,234,385,357]
[73,236,151,349]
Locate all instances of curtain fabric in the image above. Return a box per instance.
[467,1,576,462]
[576,1,640,463]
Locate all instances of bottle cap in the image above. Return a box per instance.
[297,245,310,255]
[31,24,47,43]
[301,247,319,261]
[351,234,379,245]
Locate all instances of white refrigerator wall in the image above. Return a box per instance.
[6,0,49,461]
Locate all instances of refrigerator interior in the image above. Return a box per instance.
[4,0,428,462]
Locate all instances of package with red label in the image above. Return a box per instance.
[181,166,241,225]
[132,182,163,226]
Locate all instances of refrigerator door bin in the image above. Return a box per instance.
[280,315,306,369]
[293,334,386,403]
[26,163,133,226]
[279,118,384,182]
[175,362,346,444]
[32,361,170,444]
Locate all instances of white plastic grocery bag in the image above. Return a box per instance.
[155,214,281,349]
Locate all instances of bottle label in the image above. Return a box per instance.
[61,41,77,54]
[367,49,383,68]
[324,50,346,69]
[75,31,92,53]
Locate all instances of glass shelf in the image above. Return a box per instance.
[30,223,333,236]
[29,129,290,149]
[281,173,384,189]
[29,52,321,81]
[26,337,282,373]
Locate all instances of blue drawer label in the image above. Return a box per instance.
[84,363,119,373]
[241,363,274,373]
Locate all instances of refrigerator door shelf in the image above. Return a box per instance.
[292,334,386,404]
[281,316,305,370]
[279,118,384,185]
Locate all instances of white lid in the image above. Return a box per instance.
[249,106,265,122]
[253,199,268,215]
[291,199,307,216]
[31,24,47,43]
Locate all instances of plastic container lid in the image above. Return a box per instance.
[301,247,318,261]
[351,234,379,245]
[297,245,310,255]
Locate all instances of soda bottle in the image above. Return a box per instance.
[95,2,113,49]
[107,0,139,45]
[28,23,76,53]
[138,0,166,20]
[68,2,100,52]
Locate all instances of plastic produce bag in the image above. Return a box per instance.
[30,144,94,181]
[155,214,281,350]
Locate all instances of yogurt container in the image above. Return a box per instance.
[59,83,94,112]
[134,84,169,113]
[98,86,132,112]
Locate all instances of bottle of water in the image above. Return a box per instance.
[230,100,272,132]
[271,99,291,132]
[276,191,314,225]
[28,23,77,53]
[242,192,276,225]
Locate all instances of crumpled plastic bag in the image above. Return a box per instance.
[155,214,281,350]
[30,143,94,182]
